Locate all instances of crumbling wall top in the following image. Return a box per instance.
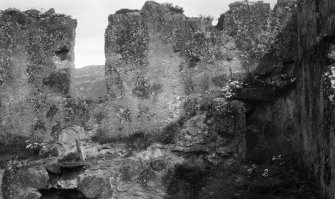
[277,0,297,5]
[229,1,271,11]
[0,8,77,138]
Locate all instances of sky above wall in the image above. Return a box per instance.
[1,0,277,68]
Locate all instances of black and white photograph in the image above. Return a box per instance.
[0,0,332,198]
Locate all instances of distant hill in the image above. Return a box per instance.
[71,65,106,98]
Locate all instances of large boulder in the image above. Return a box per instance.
[175,99,246,166]
[78,174,113,199]
[40,125,86,163]
[1,145,183,199]
[2,162,49,199]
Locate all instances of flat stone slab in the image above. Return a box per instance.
[59,161,87,168]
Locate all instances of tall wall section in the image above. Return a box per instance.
[297,0,335,198]
[104,0,300,162]
[218,0,297,75]
[217,0,299,161]
[0,9,76,142]
[105,1,245,134]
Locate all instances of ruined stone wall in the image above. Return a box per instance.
[218,0,297,75]
[0,9,76,142]
[220,1,271,70]
[297,0,335,198]
[104,1,244,136]
[216,0,299,161]
[103,0,301,163]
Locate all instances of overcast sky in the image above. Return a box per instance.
[1,0,277,68]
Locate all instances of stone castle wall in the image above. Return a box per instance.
[0,9,76,142]
[297,0,335,198]
[217,0,299,161]
[104,1,245,136]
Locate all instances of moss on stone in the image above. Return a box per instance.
[64,98,90,126]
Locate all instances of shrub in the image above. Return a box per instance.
[198,14,214,23]
[219,80,243,98]
[25,139,45,155]
[0,133,43,168]
[165,3,184,14]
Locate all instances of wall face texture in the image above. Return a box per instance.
[219,0,297,75]
[105,1,244,133]
[3,0,335,197]
[217,0,299,160]
[297,0,335,198]
[0,9,76,141]
[220,1,272,71]
[104,0,300,161]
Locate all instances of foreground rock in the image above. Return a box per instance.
[175,99,246,166]
[40,125,86,162]
[1,148,320,199]
[1,98,246,199]
[1,145,181,199]
[0,0,327,198]
[2,163,49,199]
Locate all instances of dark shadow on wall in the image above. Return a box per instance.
[223,2,301,164]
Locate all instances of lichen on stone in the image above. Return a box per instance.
[0,8,76,138]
